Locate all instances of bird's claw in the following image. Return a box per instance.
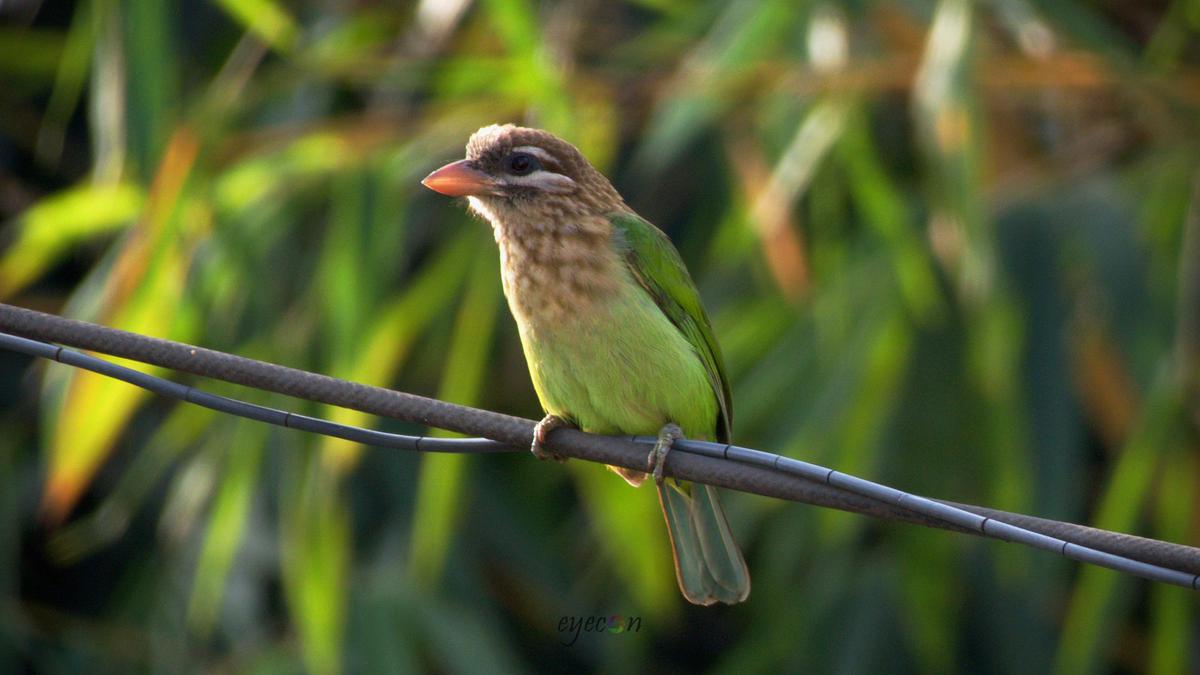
[647,423,683,486]
[531,414,569,462]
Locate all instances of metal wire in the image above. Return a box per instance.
[0,331,515,455]
[1,302,1198,590]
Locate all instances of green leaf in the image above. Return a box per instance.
[214,0,300,52]
[408,241,503,586]
[282,457,351,675]
[1054,373,1181,674]
[188,421,266,634]
[0,182,144,298]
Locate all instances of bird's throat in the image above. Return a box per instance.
[490,215,622,327]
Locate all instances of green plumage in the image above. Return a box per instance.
[424,124,750,605]
[518,212,750,605]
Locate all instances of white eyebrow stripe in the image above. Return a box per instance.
[511,146,557,163]
[504,169,577,193]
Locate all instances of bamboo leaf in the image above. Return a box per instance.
[0,182,144,298]
[408,241,502,586]
[214,0,300,53]
[188,421,266,634]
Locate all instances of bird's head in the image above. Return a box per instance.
[422,124,624,225]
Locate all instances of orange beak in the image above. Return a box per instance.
[421,159,496,197]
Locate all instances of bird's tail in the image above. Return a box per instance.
[657,479,751,605]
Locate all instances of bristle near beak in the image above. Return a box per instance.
[421,160,496,197]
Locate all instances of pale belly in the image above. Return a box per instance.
[513,287,719,441]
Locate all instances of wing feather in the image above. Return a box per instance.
[608,212,732,442]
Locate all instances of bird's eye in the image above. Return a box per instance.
[505,152,540,176]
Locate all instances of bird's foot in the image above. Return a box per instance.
[531,414,570,462]
[647,423,684,486]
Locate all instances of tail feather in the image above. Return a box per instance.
[657,479,750,605]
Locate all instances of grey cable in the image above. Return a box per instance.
[1,302,1197,589]
[0,332,515,455]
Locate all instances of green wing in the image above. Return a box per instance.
[608,211,733,442]
[609,211,750,605]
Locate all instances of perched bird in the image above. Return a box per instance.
[422,124,750,605]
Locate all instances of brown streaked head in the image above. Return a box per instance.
[422,124,624,217]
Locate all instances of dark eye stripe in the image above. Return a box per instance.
[505,152,540,175]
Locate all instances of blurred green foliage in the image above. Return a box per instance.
[1,0,1198,672]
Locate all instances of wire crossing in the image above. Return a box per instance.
[1,303,1198,589]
